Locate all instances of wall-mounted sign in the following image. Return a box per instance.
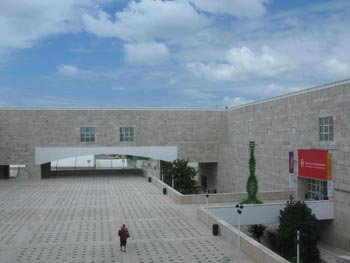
[327,152,333,180]
[288,151,295,187]
[289,151,294,174]
[289,173,295,188]
[298,149,331,181]
[327,181,333,197]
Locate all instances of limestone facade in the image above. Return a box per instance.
[218,81,350,250]
[0,109,226,177]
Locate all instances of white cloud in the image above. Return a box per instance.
[190,0,268,18]
[58,64,80,76]
[229,1,350,82]
[227,46,293,75]
[2,0,350,108]
[83,0,209,42]
[183,88,215,100]
[124,41,170,65]
[187,45,294,81]
[264,83,288,94]
[259,83,300,97]
[182,1,350,87]
[322,59,350,79]
[223,96,253,107]
[82,10,121,38]
[187,62,236,81]
[0,0,95,50]
[223,82,301,99]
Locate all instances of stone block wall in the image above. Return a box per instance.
[0,109,226,178]
[217,82,350,250]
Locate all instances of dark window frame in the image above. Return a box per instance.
[319,116,333,141]
[80,127,95,142]
[120,127,134,142]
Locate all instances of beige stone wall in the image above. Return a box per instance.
[217,82,350,250]
[0,109,226,178]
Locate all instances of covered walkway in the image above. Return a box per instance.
[0,175,255,263]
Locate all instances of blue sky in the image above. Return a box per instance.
[0,0,349,108]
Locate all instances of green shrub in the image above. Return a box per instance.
[163,159,197,194]
[275,196,320,263]
[248,224,266,242]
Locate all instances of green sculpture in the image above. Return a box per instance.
[241,141,263,204]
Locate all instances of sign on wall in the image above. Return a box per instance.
[327,152,333,180]
[289,151,295,187]
[289,151,294,173]
[289,173,295,187]
[298,149,330,181]
[327,181,334,197]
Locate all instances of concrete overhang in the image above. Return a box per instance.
[35,146,177,164]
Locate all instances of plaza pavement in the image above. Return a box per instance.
[0,175,255,263]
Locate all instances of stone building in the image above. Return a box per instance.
[0,79,349,251]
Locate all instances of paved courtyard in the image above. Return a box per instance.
[0,175,255,263]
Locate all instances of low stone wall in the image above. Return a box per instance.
[145,174,294,205]
[145,173,184,203]
[198,208,290,263]
[43,168,143,178]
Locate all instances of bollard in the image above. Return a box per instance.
[212,224,219,236]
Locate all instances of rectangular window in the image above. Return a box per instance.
[319,116,333,141]
[291,127,296,135]
[307,179,328,200]
[120,127,134,142]
[80,127,95,142]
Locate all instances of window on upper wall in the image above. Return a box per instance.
[80,127,95,142]
[120,127,134,142]
[319,116,333,141]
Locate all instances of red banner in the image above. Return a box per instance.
[289,152,294,174]
[298,149,328,180]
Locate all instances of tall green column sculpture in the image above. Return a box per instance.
[241,141,263,204]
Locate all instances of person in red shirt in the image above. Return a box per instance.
[118,224,129,252]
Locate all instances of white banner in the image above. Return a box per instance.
[289,173,295,188]
[327,181,333,197]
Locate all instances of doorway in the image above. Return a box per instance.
[0,165,10,179]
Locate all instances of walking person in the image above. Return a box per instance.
[118,224,129,252]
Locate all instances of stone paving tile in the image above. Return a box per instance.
[0,175,255,263]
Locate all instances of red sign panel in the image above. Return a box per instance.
[298,149,328,180]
